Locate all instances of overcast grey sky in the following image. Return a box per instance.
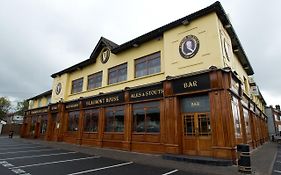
[0,0,280,106]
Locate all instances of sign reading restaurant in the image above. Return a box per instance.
[172,73,210,94]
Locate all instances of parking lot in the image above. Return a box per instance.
[0,137,197,175]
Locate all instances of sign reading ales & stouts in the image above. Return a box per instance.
[129,83,163,102]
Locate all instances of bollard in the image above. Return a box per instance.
[237,144,251,174]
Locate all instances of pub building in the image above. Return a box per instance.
[21,1,269,163]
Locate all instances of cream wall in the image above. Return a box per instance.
[163,12,224,77]
[52,38,165,102]
[28,95,51,110]
[50,12,255,106]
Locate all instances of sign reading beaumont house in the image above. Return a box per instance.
[129,83,163,102]
[172,73,210,94]
[84,91,125,107]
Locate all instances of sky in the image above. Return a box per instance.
[0,0,280,107]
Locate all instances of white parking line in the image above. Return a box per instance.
[0,148,58,155]
[11,156,100,169]
[0,145,46,150]
[274,170,281,173]
[0,144,36,147]
[162,169,179,175]
[67,161,134,175]
[0,151,77,161]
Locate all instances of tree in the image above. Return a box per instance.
[0,97,12,120]
[15,100,29,116]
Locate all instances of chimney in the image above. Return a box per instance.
[276,105,280,111]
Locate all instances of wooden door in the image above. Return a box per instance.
[182,112,212,156]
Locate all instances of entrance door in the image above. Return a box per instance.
[182,112,212,156]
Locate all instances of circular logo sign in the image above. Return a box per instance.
[179,35,199,59]
[101,48,110,64]
[55,83,62,95]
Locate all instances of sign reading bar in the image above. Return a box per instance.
[51,104,58,111]
[129,84,163,102]
[65,102,79,110]
[30,108,48,114]
[85,92,124,107]
[181,95,210,113]
[172,74,210,94]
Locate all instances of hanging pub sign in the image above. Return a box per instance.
[172,73,210,94]
[129,83,163,102]
[84,91,125,108]
[30,107,48,114]
[65,101,79,110]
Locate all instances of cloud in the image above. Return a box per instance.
[0,0,280,107]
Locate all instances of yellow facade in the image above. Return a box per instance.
[51,12,254,105]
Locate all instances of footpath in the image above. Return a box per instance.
[14,137,277,175]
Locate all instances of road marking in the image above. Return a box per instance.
[0,151,77,161]
[0,148,58,155]
[0,144,37,147]
[162,169,179,175]
[274,170,281,173]
[67,161,133,175]
[0,145,46,150]
[11,156,100,169]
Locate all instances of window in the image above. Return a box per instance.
[38,99,42,107]
[47,96,51,105]
[29,100,34,109]
[108,63,127,84]
[84,109,99,132]
[88,71,102,90]
[68,111,79,131]
[105,106,124,132]
[231,96,241,138]
[71,78,83,94]
[40,115,48,134]
[133,101,160,133]
[243,107,251,140]
[135,52,160,78]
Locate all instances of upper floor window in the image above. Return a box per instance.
[47,96,51,104]
[108,63,127,85]
[135,52,160,78]
[29,100,34,109]
[88,71,102,90]
[38,99,42,107]
[71,78,83,94]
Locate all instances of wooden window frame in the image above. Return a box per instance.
[105,106,124,133]
[87,71,102,90]
[133,101,160,133]
[108,63,127,85]
[135,52,161,78]
[71,78,83,94]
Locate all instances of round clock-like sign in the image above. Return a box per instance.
[55,83,62,95]
[101,48,110,64]
[179,35,199,59]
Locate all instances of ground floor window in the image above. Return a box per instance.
[30,117,36,134]
[68,111,79,131]
[40,115,48,134]
[84,109,99,132]
[105,106,124,132]
[231,96,242,138]
[243,107,251,140]
[133,101,160,133]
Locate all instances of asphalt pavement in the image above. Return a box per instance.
[0,136,278,175]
